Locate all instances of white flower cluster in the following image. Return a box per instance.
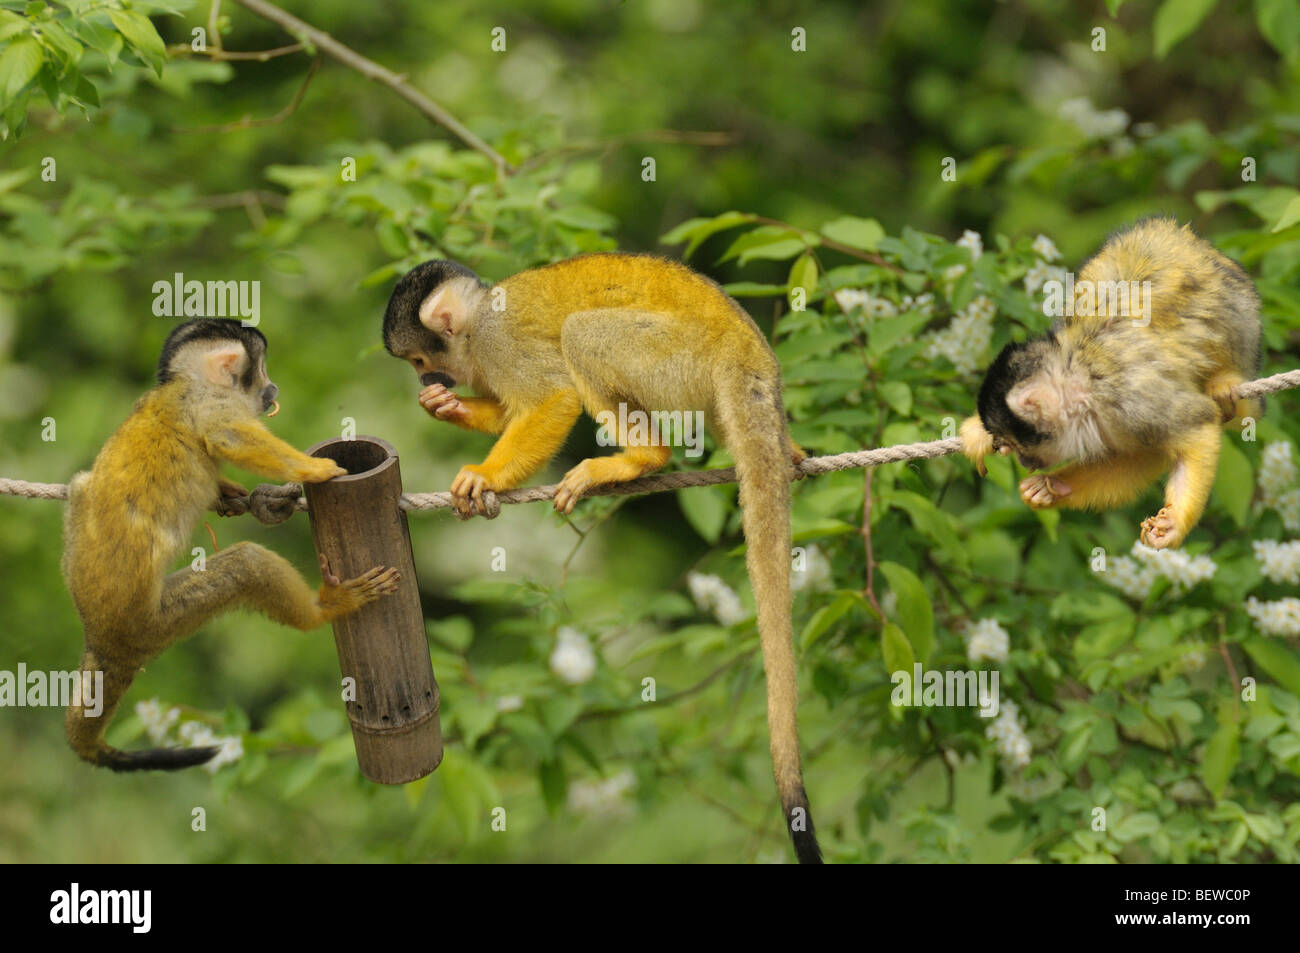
[567,769,636,817]
[833,288,899,320]
[956,229,983,261]
[1023,259,1068,296]
[495,694,524,713]
[550,626,597,685]
[179,720,244,773]
[923,294,995,376]
[1102,541,1217,600]
[1254,539,1300,585]
[1058,97,1129,139]
[985,698,1032,769]
[791,545,833,593]
[136,698,179,744]
[901,291,935,316]
[134,698,243,773]
[1031,234,1061,262]
[1258,441,1300,531]
[966,617,1010,663]
[1245,597,1300,637]
[687,571,749,625]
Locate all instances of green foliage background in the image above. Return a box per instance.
[1,0,1298,863]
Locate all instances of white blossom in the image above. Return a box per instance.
[568,769,636,816]
[985,698,1032,769]
[834,288,897,320]
[791,545,833,593]
[900,292,935,317]
[175,718,243,773]
[1254,539,1300,585]
[1245,597,1300,637]
[550,626,597,685]
[687,571,749,625]
[956,229,983,261]
[1259,441,1298,507]
[495,694,524,713]
[923,295,995,375]
[1058,97,1129,139]
[1031,234,1061,262]
[966,618,1010,663]
[135,698,180,745]
[1102,541,1216,600]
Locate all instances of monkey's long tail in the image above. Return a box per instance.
[718,373,822,865]
[65,648,218,772]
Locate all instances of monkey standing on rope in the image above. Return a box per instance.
[63,318,400,770]
[381,254,822,864]
[960,218,1262,549]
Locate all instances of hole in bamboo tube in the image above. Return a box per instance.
[311,437,389,476]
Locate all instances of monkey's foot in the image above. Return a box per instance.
[1140,506,1186,549]
[450,465,499,518]
[1206,376,1246,423]
[418,383,469,424]
[317,554,401,616]
[1020,473,1070,508]
[553,463,597,515]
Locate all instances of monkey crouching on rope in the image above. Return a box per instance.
[960,218,1262,549]
[382,254,821,863]
[62,318,400,771]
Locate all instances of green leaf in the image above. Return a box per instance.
[1242,638,1300,696]
[1202,716,1240,798]
[787,251,818,311]
[718,225,816,266]
[660,210,755,260]
[1256,0,1300,61]
[1212,436,1252,526]
[108,9,166,76]
[821,215,885,252]
[877,562,934,662]
[800,590,861,650]
[879,380,912,416]
[538,758,566,815]
[880,621,915,676]
[1153,0,1219,58]
[0,35,43,102]
[1272,194,1300,233]
[1112,812,1161,842]
[677,484,731,544]
[0,10,29,44]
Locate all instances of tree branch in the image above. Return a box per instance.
[228,0,513,173]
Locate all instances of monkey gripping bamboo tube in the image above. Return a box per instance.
[303,435,442,784]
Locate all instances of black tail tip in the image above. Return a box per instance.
[101,745,220,772]
[785,786,823,864]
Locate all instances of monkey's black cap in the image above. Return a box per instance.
[382,259,483,355]
[976,339,1049,447]
[157,318,267,385]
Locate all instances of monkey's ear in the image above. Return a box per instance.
[202,344,246,387]
[958,415,992,477]
[1008,381,1059,427]
[419,284,469,337]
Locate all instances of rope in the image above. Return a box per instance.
[4,367,1297,518]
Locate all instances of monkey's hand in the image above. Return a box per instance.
[450,464,501,519]
[1140,506,1188,549]
[419,383,470,424]
[316,553,401,621]
[214,478,250,517]
[248,483,302,526]
[959,416,994,476]
[1020,473,1072,508]
[297,457,348,484]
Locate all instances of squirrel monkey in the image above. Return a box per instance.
[960,218,1261,549]
[62,318,400,770]
[383,254,821,863]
